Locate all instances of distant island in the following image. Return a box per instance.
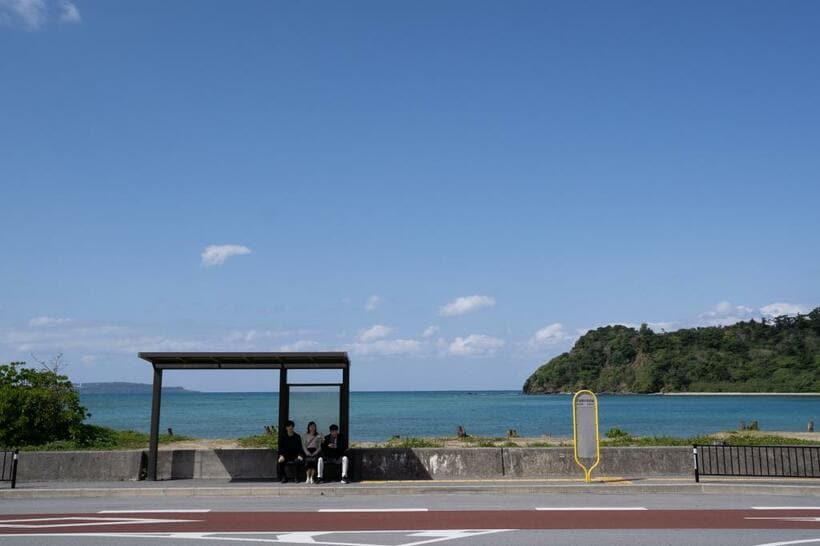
[77,382,197,394]
[523,307,820,394]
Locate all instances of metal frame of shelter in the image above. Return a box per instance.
[138,352,350,481]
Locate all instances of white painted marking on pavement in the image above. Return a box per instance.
[97,508,211,514]
[0,516,200,529]
[275,532,321,543]
[752,507,820,510]
[752,538,820,546]
[402,529,511,546]
[0,528,513,546]
[747,516,820,523]
[535,507,647,511]
[317,508,429,512]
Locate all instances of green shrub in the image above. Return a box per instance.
[605,427,630,439]
[0,361,87,447]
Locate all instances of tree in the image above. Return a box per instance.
[523,307,820,394]
[0,358,88,447]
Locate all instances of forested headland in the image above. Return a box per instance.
[523,308,820,394]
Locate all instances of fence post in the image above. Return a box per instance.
[11,450,18,489]
[693,446,699,483]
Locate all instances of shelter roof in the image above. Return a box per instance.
[138,352,350,370]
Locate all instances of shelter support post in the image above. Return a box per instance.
[341,365,350,449]
[278,367,288,448]
[148,367,162,481]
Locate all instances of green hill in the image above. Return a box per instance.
[77,382,195,394]
[523,308,820,394]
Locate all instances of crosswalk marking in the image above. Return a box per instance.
[0,516,201,529]
[318,508,429,512]
[535,507,647,511]
[97,508,211,514]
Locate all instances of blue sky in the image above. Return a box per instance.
[1,0,818,391]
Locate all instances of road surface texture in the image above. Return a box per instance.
[2,494,820,545]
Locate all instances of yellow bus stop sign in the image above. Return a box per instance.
[572,390,600,483]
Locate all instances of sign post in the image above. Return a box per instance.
[572,390,600,483]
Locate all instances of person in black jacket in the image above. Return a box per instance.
[317,424,349,483]
[277,420,303,483]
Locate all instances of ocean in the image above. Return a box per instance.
[80,391,820,441]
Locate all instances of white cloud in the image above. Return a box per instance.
[57,0,78,22]
[350,338,423,356]
[760,302,808,318]
[0,323,205,355]
[697,300,812,327]
[28,316,73,327]
[358,324,393,342]
[225,329,298,343]
[279,340,322,352]
[364,295,383,311]
[646,321,677,332]
[0,0,47,29]
[698,301,755,327]
[448,334,505,356]
[0,0,78,29]
[201,244,251,266]
[439,295,496,317]
[529,323,569,346]
[421,325,439,338]
[226,330,266,343]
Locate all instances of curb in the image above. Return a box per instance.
[3,482,820,499]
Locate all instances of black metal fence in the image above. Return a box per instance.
[694,444,820,482]
[1,450,19,489]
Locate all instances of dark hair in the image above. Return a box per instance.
[329,424,339,431]
[307,421,317,434]
[286,420,295,428]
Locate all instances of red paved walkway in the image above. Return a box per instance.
[1,509,819,535]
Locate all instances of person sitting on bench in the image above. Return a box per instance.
[302,420,322,484]
[317,424,349,483]
[277,420,303,483]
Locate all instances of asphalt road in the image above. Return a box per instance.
[1,496,819,546]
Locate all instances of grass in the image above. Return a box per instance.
[237,433,278,449]
[384,436,443,448]
[458,436,522,448]
[17,427,818,452]
[600,428,818,447]
[460,436,508,447]
[714,432,818,446]
[19,425,195,451]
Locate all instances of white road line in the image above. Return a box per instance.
[317,508,429,512]
[97,508,211,514]
[535,507,647,511]
[747,517,820,523]
[0,516,201,529]
[752,507,820,510]
[753,539,820,546]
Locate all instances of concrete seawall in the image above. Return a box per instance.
[17,450,146,482]
[16,447,693,482]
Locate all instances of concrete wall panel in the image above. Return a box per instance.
[14,446,694,482]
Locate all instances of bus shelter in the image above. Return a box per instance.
[138,352,350,481]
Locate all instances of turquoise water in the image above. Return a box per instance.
[80,391,819,441]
